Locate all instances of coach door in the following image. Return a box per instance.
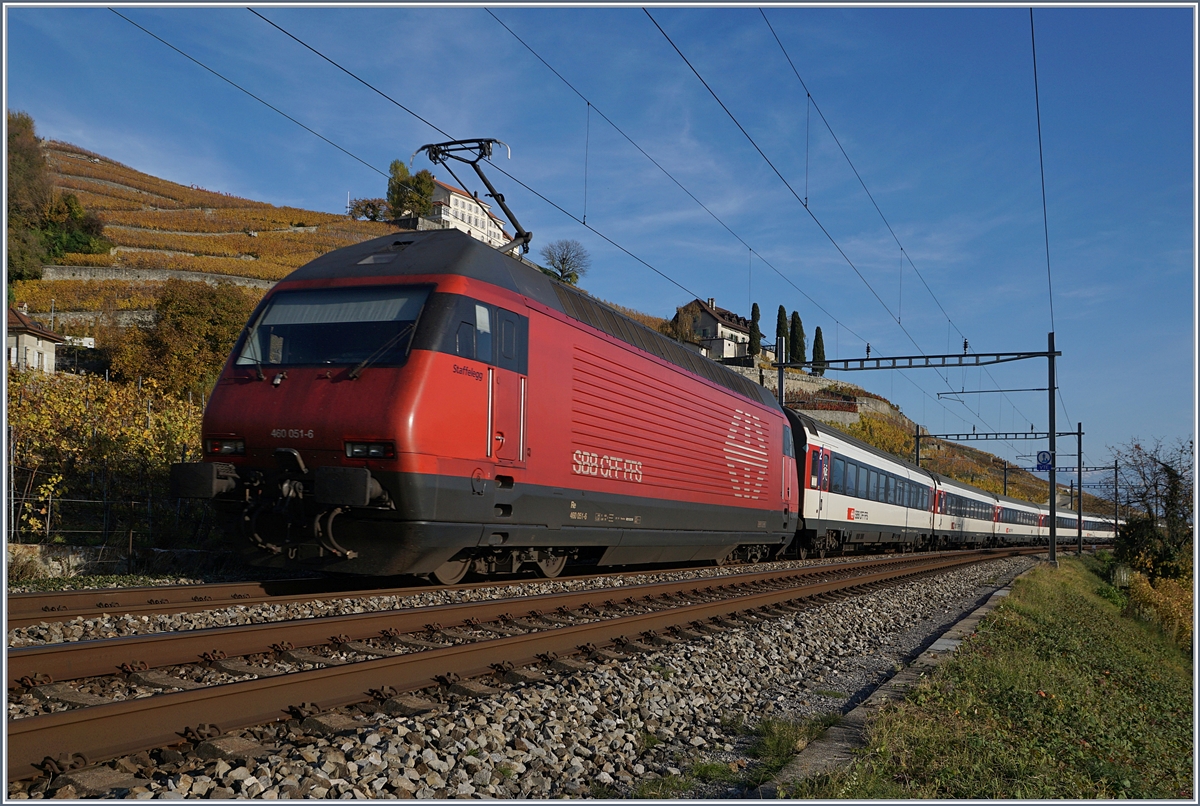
[808,447,830,518]
[490,308,528,467]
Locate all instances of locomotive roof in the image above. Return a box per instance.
[282,229,779,409]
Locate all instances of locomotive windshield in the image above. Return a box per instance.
[236,285,431,368]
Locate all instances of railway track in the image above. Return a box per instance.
[6,550,987,631]
[6,576,403,630]
[6,548,1036,782]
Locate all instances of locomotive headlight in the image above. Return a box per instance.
[345,441,395,459]
[207,439,245,455]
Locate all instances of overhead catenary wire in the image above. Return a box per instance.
[644,9,909,337]
[240,7,705,300]
[1029,8,1057,333]
[1028,10,1073,431]
[485,7,865,346]
[112,7,704,306]
[761,8,1038,435]
[108,8,387,181]
[646,8,1019,443]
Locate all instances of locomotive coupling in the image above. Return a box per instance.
[169,462,239,499]
[313,466,385,507]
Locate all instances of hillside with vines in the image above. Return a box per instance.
[11,140,395,326]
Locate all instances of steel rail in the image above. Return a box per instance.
[7,557,857,629]
[6,577,394,629]
[7,550,1019,780]
[7,553,952,687]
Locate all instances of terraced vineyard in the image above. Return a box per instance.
[15,141,397,316]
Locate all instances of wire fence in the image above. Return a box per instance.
[7,474,218,551]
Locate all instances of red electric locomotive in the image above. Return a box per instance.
[172,228,800,582]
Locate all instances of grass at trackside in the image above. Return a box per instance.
[784,558,1193,799]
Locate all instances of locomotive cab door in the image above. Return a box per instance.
[490,308,528,468]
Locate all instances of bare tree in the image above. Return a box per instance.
[539,239,591,285]
[1108,437,1193,578]
[1111,437,1194,524]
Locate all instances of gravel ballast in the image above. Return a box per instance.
[7,556,1037,799]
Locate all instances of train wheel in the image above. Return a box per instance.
[431,558,471,585]
[534,555,567,579]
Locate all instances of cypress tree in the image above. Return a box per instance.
[775,305,788,357]
[749,303,761,356]
[812,326,826,376]
[789,311,806,366]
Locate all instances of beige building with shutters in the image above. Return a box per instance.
[7,307,65,373]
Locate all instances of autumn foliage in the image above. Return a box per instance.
[105,279,256,399]
[7,367,208,546]
[1127,572,1193,649]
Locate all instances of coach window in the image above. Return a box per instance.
[866,469,877,501]
[845,463,857,498]
[810,449,821,488]
[831,457,845,494]
[856,464,868,498]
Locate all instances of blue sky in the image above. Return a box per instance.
[5,4,1195,479]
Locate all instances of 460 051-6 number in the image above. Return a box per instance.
[271,428,314,439]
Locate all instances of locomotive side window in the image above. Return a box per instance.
[475,305,493,362]
[413,294,528,372]
[455,321,476,359]
[495,309,527,373]
[236,284,431,368]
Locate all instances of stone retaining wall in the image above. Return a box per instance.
[53,310,157,329]
[724,365,924,435]
[42,265,276,289]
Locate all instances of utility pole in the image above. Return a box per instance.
[1113,460,1119,540]
[776,337,785,407]
[1048,332,1057,566]
[1077,421,1083,555]
[994,459,1009,496]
